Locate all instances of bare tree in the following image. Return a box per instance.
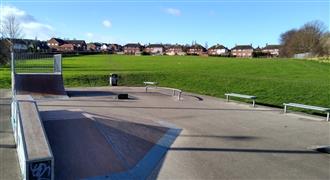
[319,32,330,56]
[0,15,23,65]
[0,39,12,65]
[1,15,23,39]
[279,20,329,57]
[279,29,297,57]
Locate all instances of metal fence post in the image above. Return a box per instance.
[10,52,17,144]
[11,52,15,95]
[54,54,62,74]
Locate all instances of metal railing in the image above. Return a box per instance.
[12,53,62,74]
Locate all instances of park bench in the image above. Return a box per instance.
[283,103,330,121]
[144,81,158,92]
[14,95,54,180]
[225,93,257,107]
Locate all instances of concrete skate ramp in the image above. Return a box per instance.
[14,73,66,97]
[40,110,179,179]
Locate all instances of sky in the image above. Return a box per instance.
[0,0,329,48]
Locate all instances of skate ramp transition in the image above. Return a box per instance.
[12,95,181,179]
[12,53,67,98]
[40,109,181,179]
[14,73,66,97]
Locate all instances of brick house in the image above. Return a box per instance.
[144,44,165,55]
[231,44,254,57]
[123,43,144,55]
[87,43,101,51]
[165,45,186,56]
[186,44,207,55]
[47,38,67,51]
[207,44,229,56]
[47,38,86,52]
[57,44,74,52]
[66,40,87,51]
[109,44,123,53]
[262,44,281,57]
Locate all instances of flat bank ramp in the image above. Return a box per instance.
[40,110,179,179]
[14,73,67,97]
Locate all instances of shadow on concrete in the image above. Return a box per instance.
[66,90,138,100]
[179,134,261,141]
[41,109,178,179]
[184,94,204,101]
[0,130,13,134]
[169,147,322,154]
[67,90,116,97]
[0,144,16,149]
[39,104,281,112]
[38,99,137,104]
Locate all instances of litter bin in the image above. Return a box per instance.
[109,74,118,86]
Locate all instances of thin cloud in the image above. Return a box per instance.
[165,8,181,16]
[0,5,54,40]
[86,32,94,38]
[102,20,112,28]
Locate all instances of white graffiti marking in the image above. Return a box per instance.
[30,162,51,180]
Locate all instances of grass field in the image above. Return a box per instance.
[1,54,329,109]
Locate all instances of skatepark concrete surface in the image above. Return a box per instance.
[1,86,330,179]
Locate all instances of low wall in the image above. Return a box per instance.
[12,95,54,180]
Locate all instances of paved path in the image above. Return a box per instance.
[0,90,20,180]
[35,87,330,180]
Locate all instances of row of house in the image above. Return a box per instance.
[7,37,281,57]
[48,37,281,57]
[4,39,50,52]
[47,38,87,52]
[120,43,281,57]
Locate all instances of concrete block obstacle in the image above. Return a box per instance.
[12,95,54,180]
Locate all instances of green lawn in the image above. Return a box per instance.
[1,54,329,109]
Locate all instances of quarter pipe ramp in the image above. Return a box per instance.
[14,73,67,97]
